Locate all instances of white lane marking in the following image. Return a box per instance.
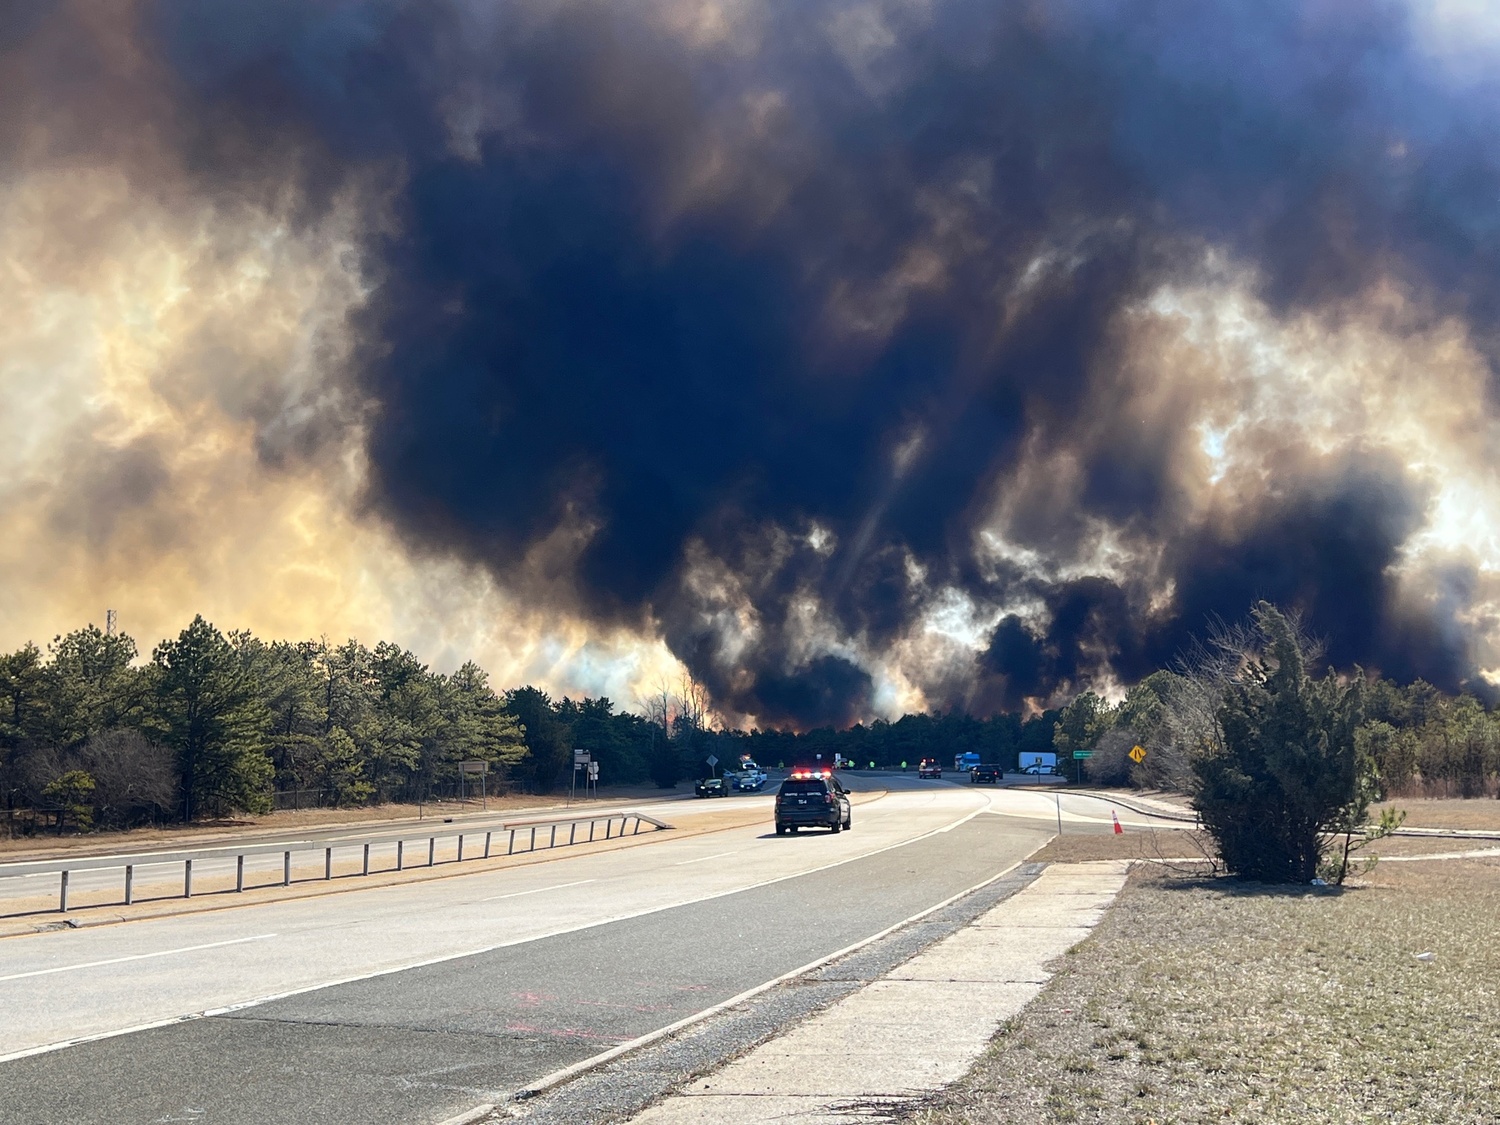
[1374,847,1500,862]
[480,880,594,902]
[514,851,1038,1101]
[938,790,995,831]
[0,934,279,984]
[0,789,990,1064]
[673,851,738,866]
[978,802,1189,830]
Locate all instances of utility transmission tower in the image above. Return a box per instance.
[105,609,116,637]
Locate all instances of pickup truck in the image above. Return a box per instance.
[971,763,1001,785]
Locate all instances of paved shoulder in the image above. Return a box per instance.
[628,861,1131,1124]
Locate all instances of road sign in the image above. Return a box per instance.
[573,749,592,766]
[459,760,488,774]
[1129,744,1147,764]
[707,754,719,768]
[1072,751,1093,760]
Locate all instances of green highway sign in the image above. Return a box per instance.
[1072,750,1093,759]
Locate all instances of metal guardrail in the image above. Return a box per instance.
[0,811,671,916]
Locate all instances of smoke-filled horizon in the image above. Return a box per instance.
[3,0,1500,727]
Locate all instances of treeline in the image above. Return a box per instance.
[0,616,663,833]
[8,610,1497,837]
[0,613,1066,835]
[1060,670,1500,799]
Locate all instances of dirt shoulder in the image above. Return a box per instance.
[903,856,1500,1125]
[0,801,775,938]
[0,784,687,860]
[1,789,888,937]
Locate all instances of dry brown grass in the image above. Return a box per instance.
[906,857,1500,1125]
[1373,797,1500,832]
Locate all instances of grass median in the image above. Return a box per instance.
[905,855,1500,1125]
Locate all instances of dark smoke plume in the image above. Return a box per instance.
[19,0,1500,722]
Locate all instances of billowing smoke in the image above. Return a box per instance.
[4,0,1500,724]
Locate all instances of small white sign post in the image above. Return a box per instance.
[459,760,489,809]
[571,750,592,806]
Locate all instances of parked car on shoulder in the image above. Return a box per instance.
[695,777,729,798]
[917,758,943,779]
[971,763,1001,784]
[774,769,852,834]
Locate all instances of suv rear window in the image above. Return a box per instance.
[779,780,829,796]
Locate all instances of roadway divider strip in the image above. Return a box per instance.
[0,812,673,918]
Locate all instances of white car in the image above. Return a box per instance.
[732,762,768,791]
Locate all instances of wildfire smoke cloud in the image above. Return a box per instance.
[3,0,1499,725]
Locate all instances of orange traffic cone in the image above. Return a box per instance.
[1111,810,1123,834]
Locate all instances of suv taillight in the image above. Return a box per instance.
[825,794,835,805]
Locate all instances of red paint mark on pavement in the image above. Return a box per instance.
[504,1021,626,1043]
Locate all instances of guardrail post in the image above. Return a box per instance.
[632,817,640,835]
[362,843,370,875]
[428,837,435,866]
[507,829,515,855]
[184,859,193,898]
[236,855,244,892]
[569,822,576,846]
[483,831,491,858]
[59,870,68,912]
[588,819,596,842]
[283,851,291,886]
[125,864,134,904]
[549,824,557,848]
[325,847,333,880]
[529,826,536,852]
[397,840,404,870]
[458,834,465,862]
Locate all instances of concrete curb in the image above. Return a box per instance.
[512,850,1031,1104]
[627,860,1133,1124]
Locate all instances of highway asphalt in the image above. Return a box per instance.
[0,778,1170,1124]
[0,779,1174,910]
[0,790,736,908]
